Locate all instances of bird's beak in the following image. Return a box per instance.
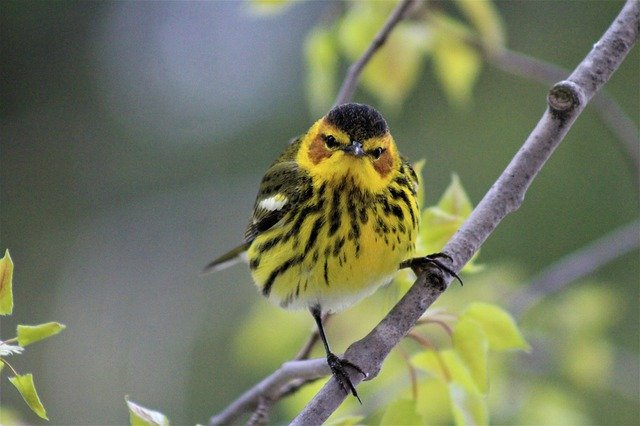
[342,140,365,157]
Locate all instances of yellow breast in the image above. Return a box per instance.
[247,172,419,312]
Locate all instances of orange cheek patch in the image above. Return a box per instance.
[308,137,332,164]
[373,150,393,177]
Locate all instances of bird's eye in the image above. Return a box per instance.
[324,135,340,149]
[371,147,386,159]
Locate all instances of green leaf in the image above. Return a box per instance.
[8,373,48,420]
[411,349,447,381]
[440,349,477,391]
[361,23,432,109]
[437,173,473,217]
[380,398,422,425]
[418,175,481,272]
[455,0,505,53]
[461,302,530,352]
[338,2,432,108]
[415,378,453,424]
[305,27,339,116]
[449,382,488,426]
[0,249,14,315]
[126,397,169,426]
[17,322,66,347]
[453,317,489,393]
[431,18,482,106]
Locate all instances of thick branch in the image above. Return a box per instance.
[292,1,639,424]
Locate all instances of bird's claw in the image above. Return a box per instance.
[327,353,366,404]
[406,252,463,289]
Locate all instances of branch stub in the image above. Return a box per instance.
[547,80,584,119]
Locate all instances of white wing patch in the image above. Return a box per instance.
[258,194,288,211]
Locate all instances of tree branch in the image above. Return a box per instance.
[291,1,639,424]
[491,48,640,189]
[333,0,417,107]
[209,359,329,425]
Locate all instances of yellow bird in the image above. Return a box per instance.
[206,103,458,400]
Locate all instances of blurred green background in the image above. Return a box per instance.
[1,1,637,424]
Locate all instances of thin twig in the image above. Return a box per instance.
[415,318,454,336]
[246,396,271,426]
[209,358,329,425]
[508,219,640,318]
[396,346,419,401]
[292,2,639,423]
[333,0,417,106]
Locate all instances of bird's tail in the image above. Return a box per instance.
[203,242,250,274]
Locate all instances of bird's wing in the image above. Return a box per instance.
[203,137,309,274]
[244,159,311,243]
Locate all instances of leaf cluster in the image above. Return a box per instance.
[301,0,503,114]
[0,250,66,421]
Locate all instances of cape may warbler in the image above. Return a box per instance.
[206,103,458,400]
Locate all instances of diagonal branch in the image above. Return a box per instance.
[291,1,639,424]
[491,48,640,190]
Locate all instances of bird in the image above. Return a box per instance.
[205,102,459,401]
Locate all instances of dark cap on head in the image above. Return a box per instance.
[325,103,388,142]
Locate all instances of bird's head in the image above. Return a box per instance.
[297,103,400,192]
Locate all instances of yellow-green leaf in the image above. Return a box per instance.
[17,322,66,347]
[420,206,464,253]
[453,317,489,393]
[338,2,432,108]
[0,249,14,315]
[455,0,505,53]
[380,398,422,425]
[411,349,447,381]
[418,175,481,272]
[432,31,481,106]
[438,173,473,217]
[415,378,453,424]
[126,397,169,426]
[462,302,530,352]
[361,23,432,108]
[440,349,477,391]
[449,382,488,426]
[8,373,48,420]
[305,27,339,116]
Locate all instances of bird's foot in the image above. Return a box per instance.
[403,252,463,290]
[326,352,366,403]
